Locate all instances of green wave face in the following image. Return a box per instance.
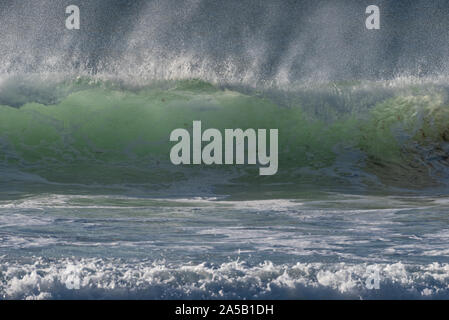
[1,76,449,192]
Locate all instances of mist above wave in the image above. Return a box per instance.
[1,0,449,87]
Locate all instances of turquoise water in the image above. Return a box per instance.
[1,75,449,299]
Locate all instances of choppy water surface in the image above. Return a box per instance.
[2,191,449,299]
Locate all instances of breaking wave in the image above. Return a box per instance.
[2,1,449,193]
[1,76,449,192]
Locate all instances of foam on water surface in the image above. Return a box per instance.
[2,257,449,300]
[0,193,449,299]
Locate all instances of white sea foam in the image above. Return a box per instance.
[1,257,449,300]
[1,193,449,299]
[0,194,302,211]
